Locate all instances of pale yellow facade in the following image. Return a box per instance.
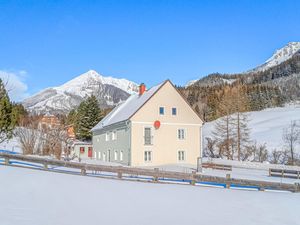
[130,81,203,167]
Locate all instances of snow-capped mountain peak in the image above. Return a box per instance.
[248,42,300,73]
[22,70,139,114]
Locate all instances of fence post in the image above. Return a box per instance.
[295,183,300,192]
[190,171,196,185]
[4,157,9,165]
[117,171,122,179]
[81,168,86,176]
[153,168,159,182]
[44,163,48,170]
[225,174,231,189]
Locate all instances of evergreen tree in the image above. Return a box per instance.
[75,95,102,140]
[0,79,15,143]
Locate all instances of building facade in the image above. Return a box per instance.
[92,80,203,167]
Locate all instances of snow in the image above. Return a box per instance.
[0,165,299,225]
[0,137,22,153]
[92,80,165,130]
[248,42,300,73]
[58,70,138,95]
[203,104,300,152]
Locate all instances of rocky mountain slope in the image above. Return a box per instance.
[22,70,139,114]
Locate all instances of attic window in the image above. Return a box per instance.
[172,108,177,115]
[159,107,164,115]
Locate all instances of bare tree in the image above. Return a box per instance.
[282,120,300,165]
[15,117,41,155]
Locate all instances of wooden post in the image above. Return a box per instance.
[81,168,86,176]
[153,168,159,182]
[295,183,300,192]
[44,163,48,170]
[117,171,122,179]
[225,174,231,189]
[4,157,9,165]
[190,171,196,185]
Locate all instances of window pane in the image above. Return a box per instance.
[172,108,177,115]
[159,107,164,115]
[144,128,152,145]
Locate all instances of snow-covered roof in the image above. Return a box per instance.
[92,81,166,131]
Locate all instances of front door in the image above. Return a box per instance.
[88,147,93,158]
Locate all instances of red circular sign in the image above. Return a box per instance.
[154,120,161,129]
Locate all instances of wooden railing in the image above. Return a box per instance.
[269,168,300,179]
[202,162,233,171]
[0,153,299,193]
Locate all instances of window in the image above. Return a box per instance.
[97,138,100,142]
[114,150,118,161]
[144,151,152,162]
[103,152,106,161]
[144,127,153,145]
[112,131,117,140]
[80,147,85,153]
[105,132,109,141]
[178,151,185,161]
[98,152,101,160]
[159,107,164,115]
[178,129,186,140]
[172,107,177,115]
[94,151,97,159]
[120,151,123,161]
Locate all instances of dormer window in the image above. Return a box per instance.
[172,107,177,115]
[159,107,164,115]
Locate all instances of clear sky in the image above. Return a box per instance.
[1,0,300,101]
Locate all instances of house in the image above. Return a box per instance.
[70,141,93,160]
[38,113,61,130]
[91,80,203,166]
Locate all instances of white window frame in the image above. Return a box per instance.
[103,152,106,161]
[144,126,153,145]
[120,151,123,161]
[105,132,109,141]
[144,151,152,162]
[178,150,186,162]
[112,131,117,140]
[177,128,186,140]
[98,152,101,160]
[114,150,118,161]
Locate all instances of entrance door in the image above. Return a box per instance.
[107,150,111,162]
[88,147,93,158]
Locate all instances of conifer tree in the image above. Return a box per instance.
[75,95,102,140]
[0,79,15,143]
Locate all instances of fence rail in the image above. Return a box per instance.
[0,153,299,193]
[269,168,300,179]
[202,162,232,171]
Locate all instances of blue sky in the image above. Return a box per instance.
[1,0,300,101]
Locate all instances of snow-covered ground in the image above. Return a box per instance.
[0,165,299,225]
[0,137,22,153]
[203,104,300,152]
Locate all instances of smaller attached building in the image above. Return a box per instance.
[71,141,93,160]
[92,80,203,167]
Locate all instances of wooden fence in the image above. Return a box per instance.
[202,162,232,171]
[0,153,299,193]
[269,168,300,179]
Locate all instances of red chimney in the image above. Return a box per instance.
[139,83,146,95]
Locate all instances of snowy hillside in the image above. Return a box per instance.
[22,70,139,114]
[203,104,300,152]
[0,166,299,225]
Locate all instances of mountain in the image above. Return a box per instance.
[22,70,139,114]
[181,42,300,121]
[247,42,300,73]
[186,42,300,87]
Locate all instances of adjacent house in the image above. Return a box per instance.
[91,80,203,167]
[70,141,93,160]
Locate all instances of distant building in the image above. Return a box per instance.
[92,80,203,166]
[38,113,61,130]
[71,141,93,160]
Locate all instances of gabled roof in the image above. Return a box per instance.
[92,80,167,131]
